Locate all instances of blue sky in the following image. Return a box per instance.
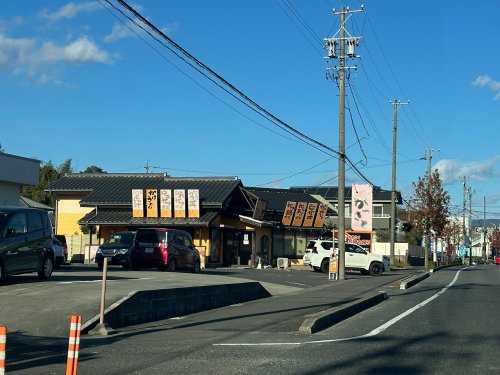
[1,1,499,219]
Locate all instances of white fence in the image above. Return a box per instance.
[373,242,424,264]
[64,234,99,263]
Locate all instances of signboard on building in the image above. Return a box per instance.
[132,188,199,219]
[313,203,328,228]
[334,230,373,252]
[132,189,144,218]
[253,199,267,221]
[351,184,373,231]
[174,189,186,218]
[187,189,200,218]
[302,202,318,227]
[146,189,158,217]
[160,189,172,218]
[282,201,297,226]
[292,202,308,227]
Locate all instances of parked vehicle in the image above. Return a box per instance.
[0,206,55,281]
[52,237,65,267]
[54,234,68,264]
[131,228,201,273]
[306,239,390,276]
[495,252,500,265]
[95,231,136,269]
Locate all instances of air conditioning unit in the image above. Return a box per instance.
[277,257,289,269]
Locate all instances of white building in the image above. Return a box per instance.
[0,152,40,205]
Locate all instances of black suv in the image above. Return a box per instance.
[0,206,55,281]
[95,231,136,269]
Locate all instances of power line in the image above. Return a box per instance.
[111,0,342,159]
[275,0,323,56]
[97,0,307,147]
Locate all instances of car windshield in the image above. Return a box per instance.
[105,232,135,245]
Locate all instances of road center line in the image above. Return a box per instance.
[214,268,467,347]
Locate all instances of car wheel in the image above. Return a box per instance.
[192,260,201,273]
[167,259,176,272]
[131,262,140,271]
[312,266,320,272]
[38,255,54,280]
[369,262,383,276]
[320,259,329,274]
[97,261,103,270]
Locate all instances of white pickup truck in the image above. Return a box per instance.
[303,239,390,276]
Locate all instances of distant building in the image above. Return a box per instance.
[0,152,40,205]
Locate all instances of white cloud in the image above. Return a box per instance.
[0,33,112,84]
[105,23,135,43]
[473,75,500,101]
[38,36,110,63]
[39,2,101,21]
[434,157,500,185]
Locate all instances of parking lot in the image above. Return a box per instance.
[0,263,418,337]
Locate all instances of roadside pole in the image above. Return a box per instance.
[89,257,115,335]
[324,4,364,280]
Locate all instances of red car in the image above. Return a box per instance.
[131,228,201,273]
[495,253,500,265]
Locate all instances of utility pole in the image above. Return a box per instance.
[483,195,486,260]
[459,176,468,262]
[468,187,474,265]
[324,5,364,280]
[389,100,408,267]
[421,148,438,269]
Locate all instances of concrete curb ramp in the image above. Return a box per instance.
[399,264,457,290]
[82,282,270,334]
[299,291,388,334]
[399,272,430,290]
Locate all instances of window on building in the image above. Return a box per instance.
[373,205,383,217]
[295,232,307,256]
[284,232,295,257]
[272,231,284,258]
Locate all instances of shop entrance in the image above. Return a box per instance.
[223,230,253,266]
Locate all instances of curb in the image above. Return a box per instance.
[399,272,430,289]
[299,291,388,334]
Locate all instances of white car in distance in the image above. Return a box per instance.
[304,239,390,276]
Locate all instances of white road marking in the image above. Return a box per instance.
[214,268,466,347]
[285,281,309,287]
[58,277,152,285]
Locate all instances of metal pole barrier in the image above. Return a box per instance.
[66,315,82,375]
[99,257,108,325]
[0,326,6,375]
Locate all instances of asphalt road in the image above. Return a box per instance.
[5,264,499,374]
[2,264,417,374]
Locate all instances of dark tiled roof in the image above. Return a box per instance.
[20,196,54,210]
[48,174,242,207]
[245,187,326,212]
[289,186,401,203]
[79,208,219,227]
